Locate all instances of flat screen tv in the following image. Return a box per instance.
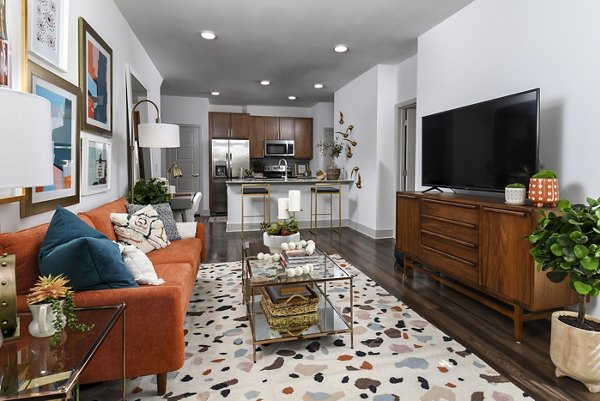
[421,88,539,192]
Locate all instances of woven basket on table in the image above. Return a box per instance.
[260,286,319,317]
[260,297,319,331]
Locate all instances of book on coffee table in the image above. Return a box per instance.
[265,285,311,303]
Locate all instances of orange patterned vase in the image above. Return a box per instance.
[528,178,559,207]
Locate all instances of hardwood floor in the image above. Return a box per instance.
[203,222,594,401]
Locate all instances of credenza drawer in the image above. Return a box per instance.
[421,215,478,245]
[420,244,479,285]
[421,230,478,263]
[421,198,478,224]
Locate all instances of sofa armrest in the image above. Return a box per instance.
[195,222,206,262]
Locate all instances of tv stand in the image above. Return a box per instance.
[421,186,443,193]
[395,191,577,342]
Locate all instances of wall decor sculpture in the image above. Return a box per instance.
[79,17,112,136]
[337,111,362,189]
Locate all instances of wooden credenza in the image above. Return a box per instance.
[396,192,577,342]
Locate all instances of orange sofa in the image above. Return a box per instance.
[0,198,206,395]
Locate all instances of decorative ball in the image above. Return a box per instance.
[307,240,315,246]
[286,268,296,277]
[272,253,280,262]
[281,243,289,251]
[257,252,264,260]
[306,245,315,255]
[302,264,310,274]
[263,254,272,263]
[294,266,303,276]
[300,240,307,248]
[306,263,313,273]
[289,242,297,250]
[296,242,303,249]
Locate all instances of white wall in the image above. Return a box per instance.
[310,102,334,173]
[247,105,312,118]
[417,0,600,315]
[0,0,162,232]
[161,95,210,215]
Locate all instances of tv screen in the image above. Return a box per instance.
[421,89,539,192]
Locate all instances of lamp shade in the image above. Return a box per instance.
[0,88,53,188]
[137,123,180,148]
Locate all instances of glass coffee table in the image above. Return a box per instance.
[242,241,353,362]
[0,304,126,400]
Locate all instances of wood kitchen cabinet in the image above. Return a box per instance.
[395,192,578,342]
[293,117,313,159]
[209,112,250,139]
[264,117,279,140]
[279,117,295,140]
[250,117,265,158]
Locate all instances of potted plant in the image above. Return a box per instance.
[260,219,300,252]
[315,139,344,180]
[26,274,93,346]
[132,178,171,205]
[529,197,600,392]
[505,182,526,205]
[528,169,559,207]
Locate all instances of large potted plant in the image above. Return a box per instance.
[132,178,171,205]
[528,169,559,207]
[529,197,600,392]
[260,219,300,253]
[315,139,344,180]
[26,275,93,346]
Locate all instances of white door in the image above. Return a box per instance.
[167,125,201,194]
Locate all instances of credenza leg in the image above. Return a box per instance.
[513,305,523,343]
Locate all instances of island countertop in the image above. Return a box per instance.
[226,178,353,185]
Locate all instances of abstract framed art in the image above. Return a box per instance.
[78,17,112,136]
[0,38,7,86]
[81,134,111,196]
[21,61,80,217]
[26,0,69,72]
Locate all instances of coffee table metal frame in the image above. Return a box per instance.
[242,241,353,362]
[0,304,126,401]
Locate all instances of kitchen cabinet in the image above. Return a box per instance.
[279,118,295,140]
[209,112,250,139]
[264,117,279,140]
[250,117,265,158]
[293,117,313,159]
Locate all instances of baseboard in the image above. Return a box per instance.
[347,220,393,239]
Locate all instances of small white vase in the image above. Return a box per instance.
[28,301,66,338]
[263,232,301,253]
[504,187,526,205]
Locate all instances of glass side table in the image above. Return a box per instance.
[0,304,126,401]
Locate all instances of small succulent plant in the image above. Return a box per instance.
[260,218,299,236]
[27,275,93,346]
[505,183,526,189]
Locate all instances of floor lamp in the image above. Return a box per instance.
[0,88,53,340]
[130,99,180,202]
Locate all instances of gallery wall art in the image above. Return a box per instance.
[81,134,111,196]
[79,17,112,136]
[27,0,69,71]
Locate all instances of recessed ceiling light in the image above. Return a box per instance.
[288,96,297,100]
[334,44,349,53]
[313,83,324,89]
[260,80,271,86]
[211,91,220,96]
[200,31,217,40]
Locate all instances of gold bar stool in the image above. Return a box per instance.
[241,183,271,240]
[310,183,341,236]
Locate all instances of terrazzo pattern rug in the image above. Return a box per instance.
[81,257,531,401]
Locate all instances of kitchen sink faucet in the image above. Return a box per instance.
[279,159,288,181]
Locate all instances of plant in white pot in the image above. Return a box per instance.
[315,139,344,180]
[529,197,600,392]
[505,182,526,205]
[260,218,300,253]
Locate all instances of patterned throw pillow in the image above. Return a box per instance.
[127,203,181,241]
[110,205,170,253]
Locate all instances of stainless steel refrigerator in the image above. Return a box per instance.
[210,139,250,214]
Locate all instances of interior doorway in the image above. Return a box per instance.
[397,101,417,191]
[166,125,202,194]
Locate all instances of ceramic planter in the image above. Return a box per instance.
[326,167,341,180]
[263,232,300,253]
[528,178,559,207]
[550,311,600,392]
[504,188,526,205]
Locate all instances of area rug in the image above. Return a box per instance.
[81,256,531,401]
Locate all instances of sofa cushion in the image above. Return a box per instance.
[39,207,137,291]
[79,198,128,240]
[111,205,170,253]
[127,203,181,241]
[118,243,165,285]
[147,237,202,270]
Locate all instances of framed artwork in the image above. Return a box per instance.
[295,161,309,177]
[21,61,80,217]
[27,0,69,72]
[81,134,111,196]
[78,17,112,136]
[0,0,6,41]
[0,39,7,86]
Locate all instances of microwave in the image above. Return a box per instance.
[264,140,295,157]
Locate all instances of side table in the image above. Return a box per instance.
[0,304,126,401]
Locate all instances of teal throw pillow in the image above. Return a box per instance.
[38,207,137,291]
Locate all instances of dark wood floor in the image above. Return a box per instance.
[203,222,594,401]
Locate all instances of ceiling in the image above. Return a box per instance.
[114,0,474,107]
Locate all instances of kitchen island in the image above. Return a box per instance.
[226,178,353,233]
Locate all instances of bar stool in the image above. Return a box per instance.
[241,183,271,240]
[310,183,341,236]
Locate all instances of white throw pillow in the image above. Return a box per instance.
[117,243,165,285]
[110,204,170,253]
[176,222,197,239]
